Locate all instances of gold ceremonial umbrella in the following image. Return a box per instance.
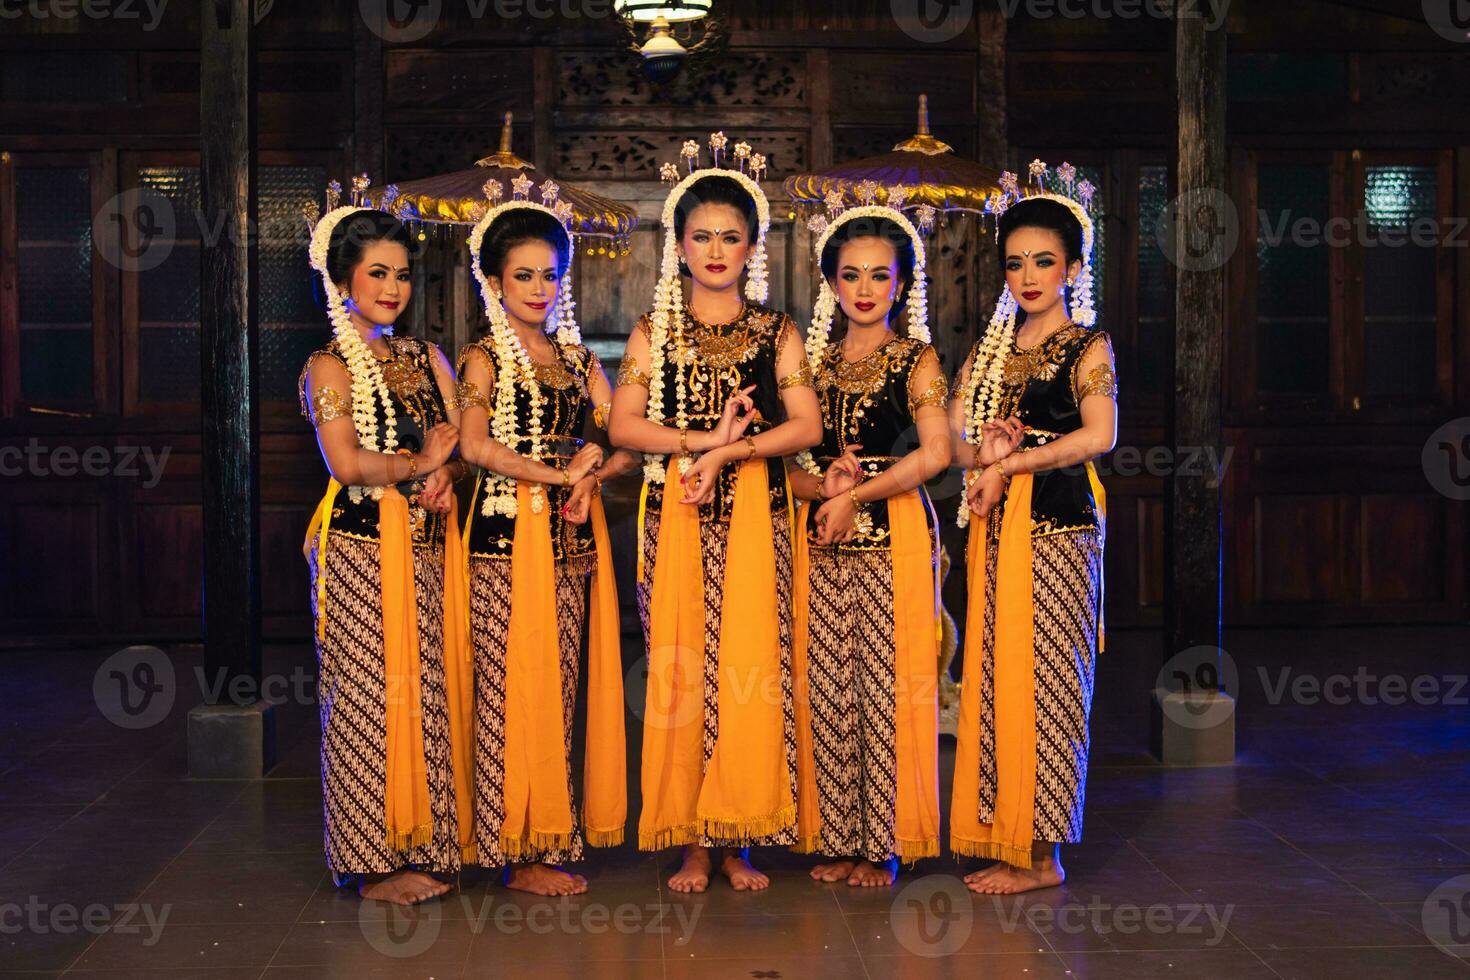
[783,94,1007,230]
[363,112,639,255]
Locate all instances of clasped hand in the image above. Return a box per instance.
[679,386,757,506]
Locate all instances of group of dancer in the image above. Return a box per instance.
[297,140,1117,906]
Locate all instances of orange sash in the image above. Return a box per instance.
[639,461,795,848]
[950,473,1037,868]
[583,494,628,846]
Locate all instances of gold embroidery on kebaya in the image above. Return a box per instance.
[909,374,949,410]
[617,359,650,388]
[1077,362,1118,400]
[311,386,350,425]
[778,364,814,390]
[457,380,491,412]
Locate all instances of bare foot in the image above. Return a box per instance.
[720,849,769,891]
[359,870,450,905]
[668,845,712,893]
[961,861,1006,887]
[965,857,1065,895]
[505,863,589,897]
[847,858,897,887]
[810,859,858,883]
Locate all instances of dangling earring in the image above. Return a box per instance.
[1066,277,1075,287]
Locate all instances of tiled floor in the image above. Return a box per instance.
[2,626,1469,978]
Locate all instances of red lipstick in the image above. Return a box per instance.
[1021,290,1043,302]
[705,263,727,274]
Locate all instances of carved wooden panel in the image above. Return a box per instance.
[385,125,533,183]
[1360,55,1470,105]
[385,50,536,114]
[828,52,975,118]
[1011,53,1170,97]
[557,49,806,108]
[555,131,807,179]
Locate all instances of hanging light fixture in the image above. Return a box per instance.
[614,1,722,85]
[613,1,712,21]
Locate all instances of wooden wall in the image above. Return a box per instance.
[0,0,1466,643]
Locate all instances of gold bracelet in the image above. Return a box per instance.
[562,467,572,488]
[992,458,1010,482]
[679,428,689,455]
[592,472,603,493]
[848,486,863,509]
[405,454,418,483]
[744,435,757,460]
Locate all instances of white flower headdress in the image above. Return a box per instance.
[465,175,579,518]
[793,181,934,477]
[641,132,773,485]
[302,175,412,503]
[956,160,1098,527]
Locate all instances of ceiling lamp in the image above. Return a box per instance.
[615,1,723,85]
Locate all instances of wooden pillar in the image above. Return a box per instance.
[1154,2,1234,765]
[191,0,274,778]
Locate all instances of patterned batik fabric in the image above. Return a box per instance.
[806,547,898,863]
[973,528,1102,843]
[310,534,464,880]
[636,511,799,848]
[468,555,593,867]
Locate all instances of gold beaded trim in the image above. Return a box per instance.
[310,386,350,426]
[456,380,491,412]
[909,374,950,410]
[617,359,651,388]
[1077,362,1118,400]
[778,364,815,390]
